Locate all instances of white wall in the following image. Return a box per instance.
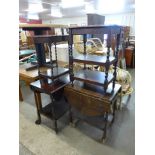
[43,16,87,26]
[104,12,135,35]
[43,12,135,35]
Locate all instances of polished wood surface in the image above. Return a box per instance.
[65,81,121,103]
[69,25,122,35]
[30,74,70,133]
[19,63,39,83]
[73,54,116,66]
[39,67,69,80]
[74,69,114,87]
[30,74,70,94]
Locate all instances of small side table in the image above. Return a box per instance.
[30,74,70,133]
[64,81,122,142]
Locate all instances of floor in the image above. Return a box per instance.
[19,68,135,155]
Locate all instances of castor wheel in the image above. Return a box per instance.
[69,122,75,127]
[100,137,107,143]
[35,119,41,124]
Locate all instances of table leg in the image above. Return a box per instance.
[111,100,116,124]
[101,112,108,142]
[50,95,58,134]
[19,85,23,101]
[34,92,41,124]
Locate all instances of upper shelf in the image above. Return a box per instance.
[39,67,69,80]
[73,54,116,66]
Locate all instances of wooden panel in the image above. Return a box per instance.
[64,86,111,116]
[69,25,122,35]
[33,35,69,44]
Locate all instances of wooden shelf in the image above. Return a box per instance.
[73,54,116,65]
[40,98,69,120]
[73,69,114,87]
[30,74,70,94]
[39,67,69,80]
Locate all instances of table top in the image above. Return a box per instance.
[19,63,39,80]
[19,24,68,31]
[30,74,70,94]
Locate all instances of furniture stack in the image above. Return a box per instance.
[29,25,123,142]
[30,35,70,133]
[64,25,122,141]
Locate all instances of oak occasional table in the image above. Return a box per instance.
[30,74,70,133]
[19,63,39,101]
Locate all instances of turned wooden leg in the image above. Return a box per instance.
[69,105,77,127]
[50,95,58,133]
[69,105,73,124]
[34,92,41,124]
[101,112,108,142]
[111,100,116,124]
[54,120,58,134]
[37,92,42,109]
[19,85,23,101]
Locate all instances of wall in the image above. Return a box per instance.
[43,16,87,26]
[19,17,42,24]
[104,12,135,35]
[43,12,135,35]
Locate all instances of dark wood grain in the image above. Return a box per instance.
[69,25,122,35]
[74,69,114,87]
[33,35,69,44]
[73,54,116,65]
[64,81,121,116]
[40,99,69,120]
[39,67,69,80]
[30,74,70,94]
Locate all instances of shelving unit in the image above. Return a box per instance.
[64,25,122,141]
[69,25,122,94]
[30,35,70,133]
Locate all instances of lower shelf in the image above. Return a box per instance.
[40,98,69,120]
[71,108,113,130]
